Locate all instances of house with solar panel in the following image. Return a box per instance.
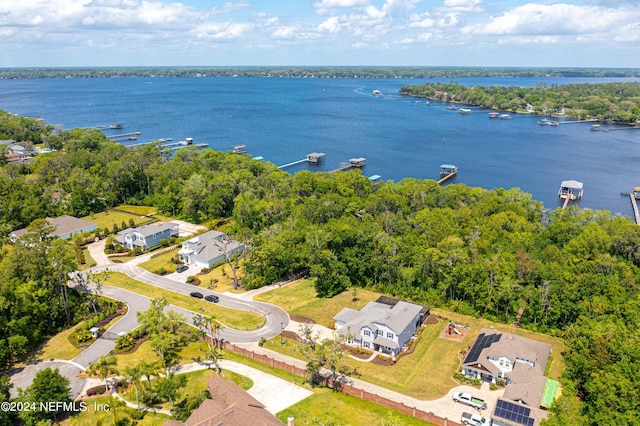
[461,328,559,426]
[333,297,428,356]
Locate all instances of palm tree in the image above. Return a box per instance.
[138,359,161,403]
[95,396,132,426]
[87,356,119,392]
[123,365,142,410]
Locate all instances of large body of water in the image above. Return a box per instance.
[1,76,639,216]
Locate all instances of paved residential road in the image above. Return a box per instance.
[7,241,289,398]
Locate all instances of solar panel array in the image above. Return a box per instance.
[464,332,502,363]
[494,399,535,426]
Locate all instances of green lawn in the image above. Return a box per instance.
[262,321,462,400]
[278,388,434,426]
[82,208,152,230]
[253,282,567,400]
[254,279,380,327]
[105,272,265,330]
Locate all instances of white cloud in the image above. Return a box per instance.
[417,32,432,42]
[194,22,252,40]
[467,3,631,36]
[318,16,343,33]
[271,26,297,39]
[409,13,435,28]
[442,0,483,12]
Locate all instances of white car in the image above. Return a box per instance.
[461,412,488,426]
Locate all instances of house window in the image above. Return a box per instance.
[377,330,383,337]
[363,330,370,337]
[363,341,370,348]
[347,337,353,344]
[387,332,394,339]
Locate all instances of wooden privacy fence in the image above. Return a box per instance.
[222,342,461,426]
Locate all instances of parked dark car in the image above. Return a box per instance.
[176,265,189,273]
[189,291,203,299]
[204,294,220,303]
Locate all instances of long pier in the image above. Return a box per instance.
[106,131,141,139]
[278,158,308,169]
[629,195,640,225]
[278,152,326,169]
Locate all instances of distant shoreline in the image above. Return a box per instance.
[1,66,640,80]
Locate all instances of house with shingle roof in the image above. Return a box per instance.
[178,230,244,268]
[162,375,283,426]
[333,298,426,356]
[116,222,179,251]
[462,328,557,426]
[10,215,97,241]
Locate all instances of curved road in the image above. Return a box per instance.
[8,241,289,397]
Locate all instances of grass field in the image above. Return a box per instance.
[105,272,265,330]
[278,388,434,426]
[82,208,151,230]
[254,279,380,327]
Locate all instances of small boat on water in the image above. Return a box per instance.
[372,90,380,96]
[489,112,499,118]
[447,105,458,110]
[499,114,512,120]
[591,123,601,131]
[459,108,471,115]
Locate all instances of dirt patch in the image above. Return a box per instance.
[440,322,468,342]
[291,315,316,324]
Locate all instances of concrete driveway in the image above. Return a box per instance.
[175,360,312,414]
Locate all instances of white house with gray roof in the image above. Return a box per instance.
[333,300,424,356]
[10,215,97,241]
[116,222,179,251]
[178,230,244,268]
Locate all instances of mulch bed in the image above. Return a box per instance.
[114,335,149,355]
[423,314,439,325]
[370,355,395,366]
[94,307,128,329]
[346,347,372,360]
[290,315,316,324]
[281,330,302,342]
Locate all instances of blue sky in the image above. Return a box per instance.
[1,0,638,68]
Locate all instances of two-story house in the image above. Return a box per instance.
[178,230,244,268]
[333,298,427,357]
[116,222,179,251]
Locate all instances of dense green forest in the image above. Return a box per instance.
[400,81,640,123]
[2,111,640,424]
[0,66,639,80]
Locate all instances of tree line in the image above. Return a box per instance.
[400,81,640,123]
[2,112,640,423]
[1,66,639,80]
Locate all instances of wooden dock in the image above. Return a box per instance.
[329,157,366,173]
[629,194,640,224]
[437,164,457,184]
[106,131,141,139]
